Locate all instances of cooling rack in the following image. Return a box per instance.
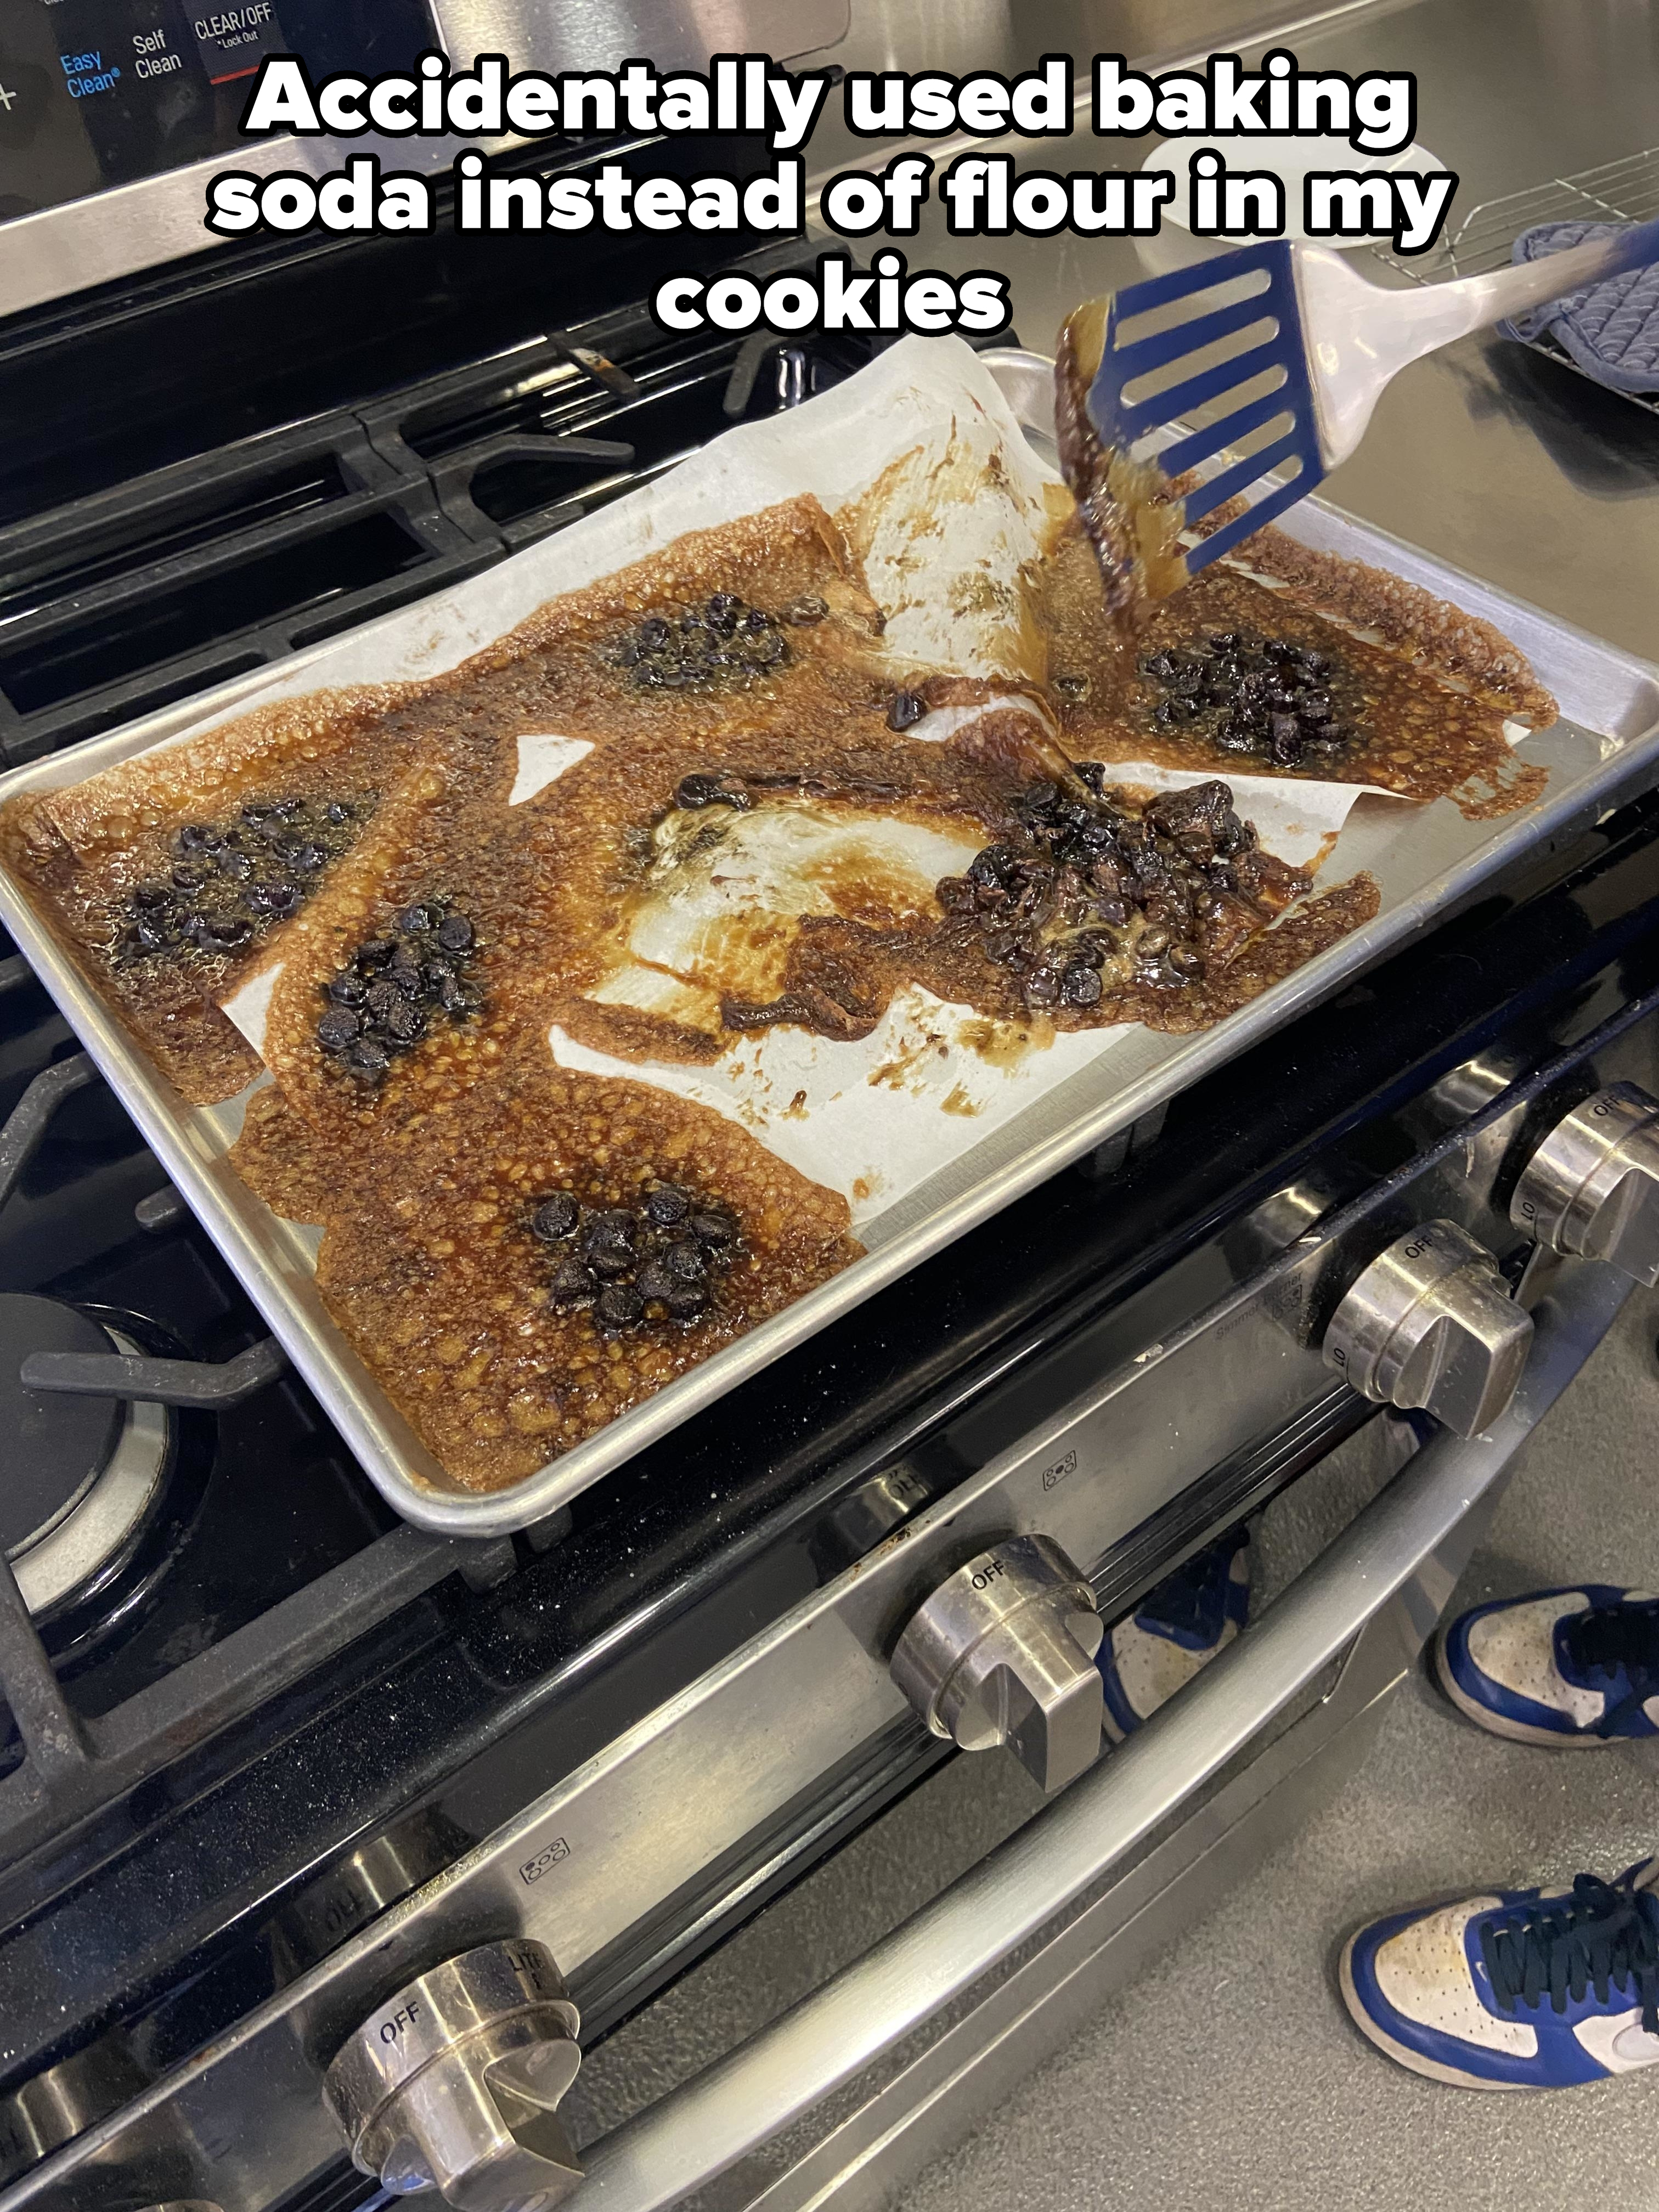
[1373,145,1659,417]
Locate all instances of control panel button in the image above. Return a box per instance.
[324,1939,582,2211]
[1511,1081,1659,1284]
[890,1534,1104,1793]
[1323,1218,1532,1438]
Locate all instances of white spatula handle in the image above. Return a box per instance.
[1305,214,1659,467]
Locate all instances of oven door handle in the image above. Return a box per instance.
[579,1256,1630,2212]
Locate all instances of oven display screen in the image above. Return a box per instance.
[1,0,436,223]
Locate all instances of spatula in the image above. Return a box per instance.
[1090,222,1659,577]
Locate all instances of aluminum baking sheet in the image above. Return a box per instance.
[2,346,1657,1537]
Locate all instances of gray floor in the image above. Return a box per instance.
[896,1284,1659,2212]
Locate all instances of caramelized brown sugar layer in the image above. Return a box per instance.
[1042,521,1556,820]
[233,1059,860,1491]
[15,481,1552,1493]
[0,497,898,1107]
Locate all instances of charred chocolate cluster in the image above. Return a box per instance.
[612,590,826,693]
[113,793,373,966]
[532,1183,740,1331]
[937,771,1261,1010]
[1141,629,1357,769]
[317,899,483,1081]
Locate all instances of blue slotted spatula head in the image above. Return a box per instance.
[1087,239,1326,578]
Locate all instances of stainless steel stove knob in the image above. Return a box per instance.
[890,1534,1104,1793]
[1323,1218,1532,1438]
[324,1939,582,2211]
[1511,1081,1659,1283]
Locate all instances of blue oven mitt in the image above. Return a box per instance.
[1498,219,1659,393]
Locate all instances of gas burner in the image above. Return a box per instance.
[0,1293,207,1663]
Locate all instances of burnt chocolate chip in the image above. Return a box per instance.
[385,998,426,1043]
[1269,714,1305,765]
[596,1285,645,1330]
[532,1194,579,1242]
[364,980,402,1020]
[643,1184,690,1228]
[639,616,670,649]
[189,913,253,953]
[1054,673,1092,698]
[348,1037,391,1076]
[635,1260,679,1303]
[887,691,926,732]
[689,1210,736,1248]
[583,1208,635,1253]
[665,1282,709,1319]
[132,881,173,911]
[249,880,301,918]
[664,1239,706,1282]
[317,1006,360,1053]
[329,972,367,1006]
[549,1258,596,1305]
[1060,963,1103,1006]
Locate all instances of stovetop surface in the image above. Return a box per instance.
[2,190,1659,2183]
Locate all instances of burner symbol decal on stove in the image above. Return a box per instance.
[520,1836,571,1886]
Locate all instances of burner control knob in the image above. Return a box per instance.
[1323,1218,1532,1437]
[1511,1081,1659,1283]
[890,1534,1104,1793]
[324,1939,582,2211]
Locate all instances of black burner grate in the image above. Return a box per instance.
[0,240,917,766]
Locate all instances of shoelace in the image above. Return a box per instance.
[1137,1528,1243,1639]
[1479,1873,1659,2034]
[1562,1599,1659,1681]
[1560,1599,1659,1733]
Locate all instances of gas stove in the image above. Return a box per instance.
[3,70,1659,2212]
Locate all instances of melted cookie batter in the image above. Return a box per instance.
[2,460,1556,1493]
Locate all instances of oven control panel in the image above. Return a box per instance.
[0,0,435,222]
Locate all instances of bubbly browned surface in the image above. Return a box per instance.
[5,470,1537,1495]
[0,496,895,1109]
[1043,535,1553,818]
[0,699,424,1100]
[233,1048,859,1490]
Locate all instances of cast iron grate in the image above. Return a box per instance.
[0,236,891,766]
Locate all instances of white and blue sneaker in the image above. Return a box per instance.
[1341,1864,1659,2089]
[1436,1585,1659,1746]
[1098,1526,1250,1741]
